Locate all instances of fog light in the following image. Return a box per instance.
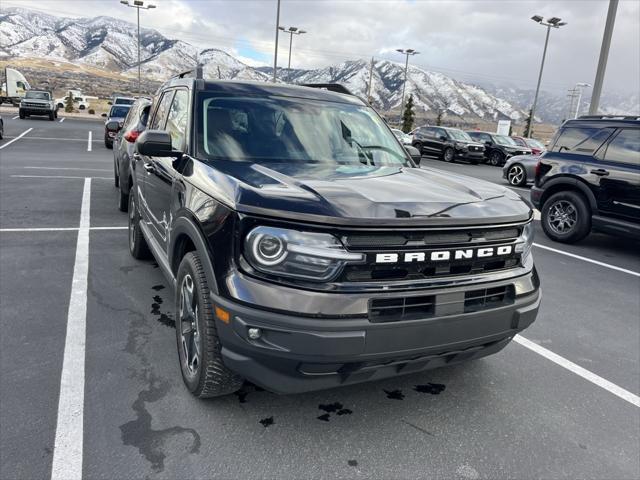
[248,328,262,340]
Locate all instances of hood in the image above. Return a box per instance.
[22,98,51,104]
[187,160,532,226]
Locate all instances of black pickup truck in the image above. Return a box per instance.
[124,75,540,397]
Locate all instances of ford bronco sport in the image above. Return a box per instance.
[126,73,540,397]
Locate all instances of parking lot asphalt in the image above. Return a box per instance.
[1,116,639,480]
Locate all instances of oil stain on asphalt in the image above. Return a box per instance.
[150,291,175,329]
[414,383,446,395]
[259,416,274,428]
[383,389,405,400]
[151,284,165,291]
[317,402,353,421]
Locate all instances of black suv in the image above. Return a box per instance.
[466,131,532,166]
[412,126,485,164]
[126,75,540,397]
[531,116,640,243]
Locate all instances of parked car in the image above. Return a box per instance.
[412,126,485,164]
[19,90,57,120]
[531,115,640,243]
[503,155,540,187]
[390,128,412,145]
[126,76,539,398]
[55,92,90,110]
[113,97,152,211]
[466,131,532,166]
[103,104,131,149]
[512,136,547,155]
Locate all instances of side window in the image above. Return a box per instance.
[434,128,447,139]
[165,90,189,150]
[479,133,492,143]
[423,128,436,139]
[149,91,175,130]
[139,105,151,127]
[551,127,615,155]
[603,129,640,166]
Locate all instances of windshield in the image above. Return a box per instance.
[25,91,50,100]
[526,138,545,149]
[197,95,410,167]
[109,106,131,118]
[447,129,472,141]
[494,135,518,146]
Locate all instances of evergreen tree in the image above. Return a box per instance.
[64,91,74,113]
[523,109,534,137]
[402,94,415,133]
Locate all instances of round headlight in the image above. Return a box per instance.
[252,233,287,266]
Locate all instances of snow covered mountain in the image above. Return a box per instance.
[1,6,636,123]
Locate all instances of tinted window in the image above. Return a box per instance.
[433,128,448,139]
[603,129,640,165]
[512,137,527,147]
[551,127,615,155]
[115,98,135,105]
[165,90,189,150]
[149,91,175,130]
[25,91,50,100]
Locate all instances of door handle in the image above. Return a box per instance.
[143,162,155,173]
[590,168,609,176]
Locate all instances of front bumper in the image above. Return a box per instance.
[456,149,485,161]
[20,107,53,116]
[214,269,541,394]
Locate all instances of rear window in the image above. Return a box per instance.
[551,127,615,155]
[109,105,131,118]
[115,98,135,105]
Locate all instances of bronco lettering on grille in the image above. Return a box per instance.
[375,245,513,264]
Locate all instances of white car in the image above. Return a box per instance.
[391,128,413,145]
[55,92,90,110]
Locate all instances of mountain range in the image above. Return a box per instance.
[1,6,637,124]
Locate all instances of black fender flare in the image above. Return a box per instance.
[540,176,598,212]
[170,215,220,295]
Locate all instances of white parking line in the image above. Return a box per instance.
[514,335,640,408]
[87,131,92,152]
[11,175,112,180]
[0,127,33,150]
[0,226,126,232]
[23,166,111,172]
[533,243,640,277]
[51,178,91,480]
[2,136,92,142]
[59,117,65,123]
[12,115,19,120]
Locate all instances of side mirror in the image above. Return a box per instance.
[136,130,181,157]
[105,120,120,131]
[405,145,422,165]
[439,135,447,141]
[485,141,493,146]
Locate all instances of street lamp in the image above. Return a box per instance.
[526,15,567,137]
[278,26,307,71]
[572,82,591,118]
[120,0,156,95]
[396,48,419,124]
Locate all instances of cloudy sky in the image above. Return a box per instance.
[4,0,640,95]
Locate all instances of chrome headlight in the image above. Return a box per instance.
[515,221,535,262]
[244,226,364,282]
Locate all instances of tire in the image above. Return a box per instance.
[443,147,455,163]
[541,191,591,243]
[54,111,58,119]
[176,252,244,398]
[117,184,128,212]
[128,191,151,259]
[470,159,479,165]
[105,136,113,149]
[57,103,64,109]
[114,160,120,188]
[19,110,25,119]
[507,164,527,186]
[413,142,423,154]
[49,112,55,121]
[488,151,504,166]
[79,105,85,110]
[0,122,3,140]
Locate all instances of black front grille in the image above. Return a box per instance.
[464,285,515,313]
[342,225,523,283]
[370,295,435,323]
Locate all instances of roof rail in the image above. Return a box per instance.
[577,115,640,120]
[302,83,355,96]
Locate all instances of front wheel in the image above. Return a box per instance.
[176,252,244,398]
[412,142,423,154]
[488,151,504,166]
[507,164,527,186]
[541,191,591,243]
[19,110,25,119]
[443,147,455,163]
[49,112,55,121]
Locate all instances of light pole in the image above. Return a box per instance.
[273,0,281,82]
[572,82,591,118]
[526,15,567,137]
[589,0,618,114]
[396,48,419,125]
[278,26,307,71]
[120,0,156,96]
